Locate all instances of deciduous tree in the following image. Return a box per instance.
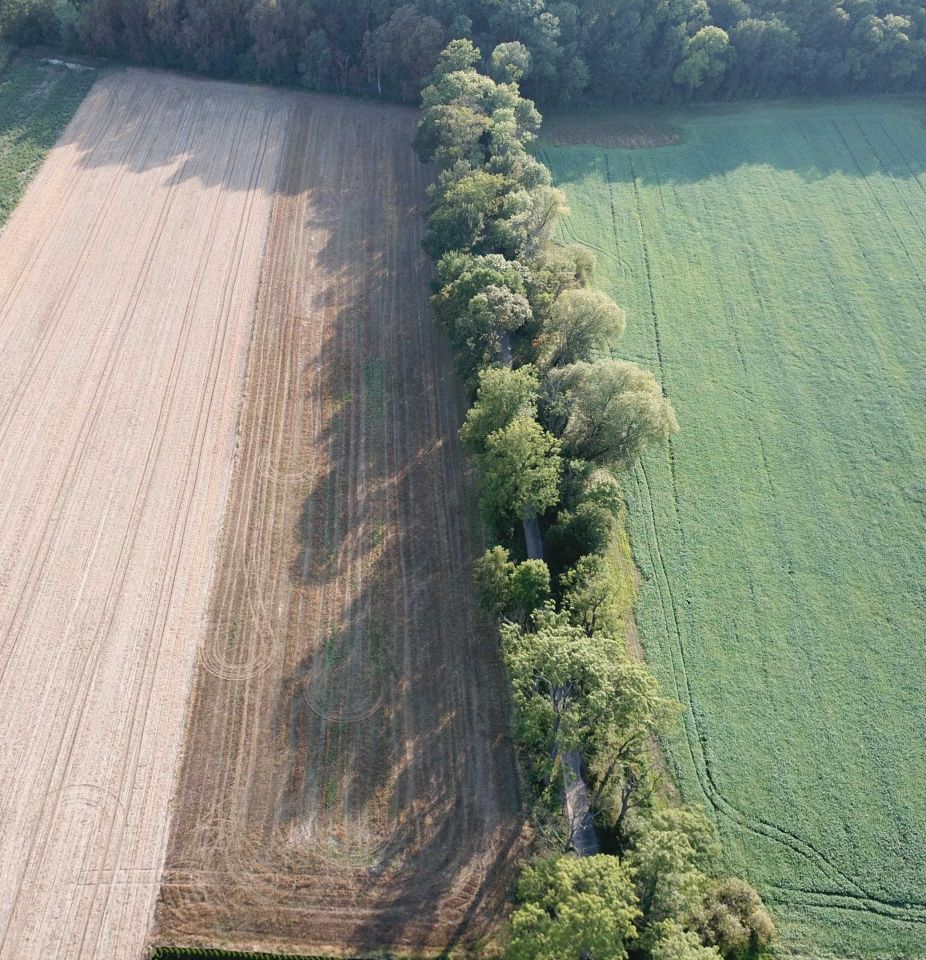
[694,878,776,959]
[478,416,562,524]
[541,287,626,368]
[461,364,539,453]
[545,359,679,469]
[507,854,641,960]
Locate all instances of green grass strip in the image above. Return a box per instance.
[0,57,96,228]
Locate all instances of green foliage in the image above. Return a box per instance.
[425,162,561,262]
[470,283,533,337]
[415,43,540,167]
[501,604,622,762]
[46,0,926,105]
[647,920,723,960]
[673,27,732,93]
[474,546,550,623]
[0,0,57,44]
[0,59,95,229]
[583,667,679,838]
[432,251,530,381]
[507,854,641,960]
[544,100,926,955]
[362,4,444,99]
[540,287,626,368]
[433,251,528,326]
[491,40,531,83]
[560,553,619,637]
[509,558,551,622]
[627,808,720,933]
[694,878,777,959]
[505,819,774,960]
[297,29,333,90]
[545,499,615,572]
[478,415,561,524]
[474,544,517,619]
[461,364,538,453]
[424,166,510,258]
[545,359,679,468]
[501,602,674,817]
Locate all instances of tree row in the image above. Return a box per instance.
[414,41,776,960]
[3,0,925,107]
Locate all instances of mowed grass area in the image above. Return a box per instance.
[540,101,926,958]
[0,56,97,228]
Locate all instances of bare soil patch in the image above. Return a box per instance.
[0,70,287,960]
[540,110,681,148]
[153,95,525,955]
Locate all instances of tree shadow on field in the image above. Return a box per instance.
[270,569,525,952]
[265,249,527,948]
[155,97,527,955]
[542,97,926,188]
[67,67,418,197]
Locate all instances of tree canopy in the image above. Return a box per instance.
[478,416,562,524]
[540,287,627,369]
[507,855,641,960]
[25,0,925,106]
[461,364,539,453]
[545,360,679,469]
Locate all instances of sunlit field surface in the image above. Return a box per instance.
[541,100,926,957]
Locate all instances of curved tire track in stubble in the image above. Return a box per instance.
[156,95,525,956]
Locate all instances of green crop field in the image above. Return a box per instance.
[0,56,97,229]
[540,100,926,958]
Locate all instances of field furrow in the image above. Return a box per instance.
[154,94,524,955]
[0,70,290,960]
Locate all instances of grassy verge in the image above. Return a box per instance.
[152,950,347,960]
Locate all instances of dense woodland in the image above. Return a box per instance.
[2,0,926,105]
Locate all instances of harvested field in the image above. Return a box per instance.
[0,70,290,959]
[154,91,524,957]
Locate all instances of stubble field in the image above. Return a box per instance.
[0,67,522,960]
[541,101,926,957]
[154,89,524,957]
[0,69,288,959]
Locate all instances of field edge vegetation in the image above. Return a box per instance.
[413,40,775,960]
[0,53,96,229]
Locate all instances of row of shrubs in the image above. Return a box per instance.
[414,40,776,960]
